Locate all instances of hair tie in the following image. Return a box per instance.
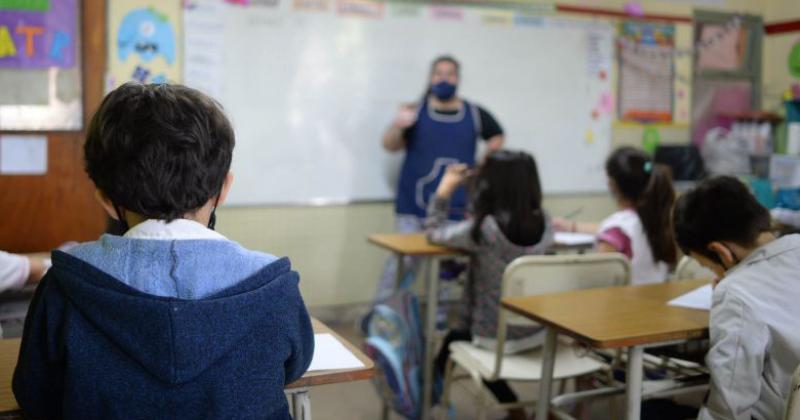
[644,162,653,173]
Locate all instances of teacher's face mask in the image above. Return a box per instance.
[431,81,457,101]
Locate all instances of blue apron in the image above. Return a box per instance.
[395,100,478,220]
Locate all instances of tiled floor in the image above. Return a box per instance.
[309,317,704,420]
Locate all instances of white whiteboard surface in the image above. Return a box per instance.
[184,1,613,206]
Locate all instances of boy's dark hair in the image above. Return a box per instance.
[84,83,234,221]
[673,176,772,262]
[606,147,677,265]
[470,149,545,246]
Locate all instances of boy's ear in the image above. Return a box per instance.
[94,190,120,220]
[216,172,234,207]
[707,241,737,269]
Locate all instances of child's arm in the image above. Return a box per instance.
[595,228,632,259]
[12,274,64,418]
[25,253,50,284]
[699,293,766,420]
[425,197,478,251]
[552,218,599,234]
[284,281,314,385]
[425,164,479,251]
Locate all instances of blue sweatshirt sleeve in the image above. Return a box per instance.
[12,272,65,419]
[284,282,314,385]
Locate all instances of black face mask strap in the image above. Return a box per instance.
[113,204,129,233]
[208,195,221,230]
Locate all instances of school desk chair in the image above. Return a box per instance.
[785,363,800,420]
[658,255,715,375]
[439,253,631,420]
[672,255,715,282]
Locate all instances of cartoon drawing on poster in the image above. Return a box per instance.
[108,0,181,90]
[117,7,175,83]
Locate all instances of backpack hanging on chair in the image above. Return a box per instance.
[363,273,427,419]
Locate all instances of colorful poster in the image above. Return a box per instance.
[0,0,49,12]
[696,23,745,71]
[107,0,182,89]
[430,6,463,22]
[293,0,328,12]
[481,11,513,26]
[618,22,675,122]
[620,21,675,48]
[336,0,383,19]
[0,0,76,68]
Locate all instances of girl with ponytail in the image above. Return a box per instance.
[557,147,677,284]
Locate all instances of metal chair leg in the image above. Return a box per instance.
[442,357,455,408]
[381,402,390,420]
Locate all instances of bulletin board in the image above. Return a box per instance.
[0,0,82,130]
[617,21,675,123]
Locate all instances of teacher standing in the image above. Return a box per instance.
[375,55,505,301]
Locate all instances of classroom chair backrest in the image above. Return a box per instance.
[490,253,630,377]
[494,253,631,356]
[672,255,715,282]
[786,363,800,420]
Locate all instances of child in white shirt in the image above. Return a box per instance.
[558,147,677,284]
[674,176,800,420]
[0,251,47,291]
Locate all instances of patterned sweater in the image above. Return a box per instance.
[425,196,554,342]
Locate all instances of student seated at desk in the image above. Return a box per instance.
[13,83,314,420]
[0,251,48,291]
[427,150,553,420]
[674,176,800,420]
[556,147,677,284]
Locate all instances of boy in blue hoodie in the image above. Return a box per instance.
[13,83,314,420]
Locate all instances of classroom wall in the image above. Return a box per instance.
[764,0,800,111]
[0,0,107,253]
[216,196,617,308]
[216,0,769,308]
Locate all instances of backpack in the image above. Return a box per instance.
[363,275,426,419]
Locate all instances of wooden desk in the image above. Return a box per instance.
[0,318,374,417]
[369,232,593,255]
[368,233,461,256]
[288,318,374,389]
[501,279,710,420]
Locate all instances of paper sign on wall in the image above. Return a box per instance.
[0,135,47,175]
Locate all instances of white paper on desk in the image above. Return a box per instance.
[668,284,713,311]
[554,232,596,246]
[0,135,47,175]
[308,333,365,372]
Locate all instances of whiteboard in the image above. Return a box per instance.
[184,1,614,206]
